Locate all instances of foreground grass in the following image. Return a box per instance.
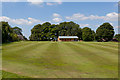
[2,41,118,78]
[2,70,28,78]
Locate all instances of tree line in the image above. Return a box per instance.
[0,21,27,43]
[29,21,118,42]
[1,21,120,43]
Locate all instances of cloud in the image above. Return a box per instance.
[46,2,62,6]
[2,0,62,6]
[52,13,62,22]
[53,13,61,17]
[52,17,62,22]
[66,12,118,21]
[0,16,62,25]
[104,12,118,21]
[66,13,105,21]
[0,16,42,25]
[27,0,43,5]
[1,0,21,2]
[53,0,62,4]
[46,2,55,6]
[27,0,62,6]
[80,24,90,27]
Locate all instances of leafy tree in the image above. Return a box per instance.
[29,22,58,41]
[0,21,27,43]
[1,21,13,43]
[58,21,79,36]
[9,33,19,41]
[77,28,82,40]
[82,27,94,41]
[114,34,120,41]
[96,23,114,42]
[48,24,58,41]
[29,24,42,41]
[13,26,22,35]
[41,22,51,40]
[92,30,96,41]
[29,21,92,41]
[12,26,27,40]
[29,21,115,42]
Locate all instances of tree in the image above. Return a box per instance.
[0,21,27,43]
[1,21,13,43]
[82,27,94,41]
[48,24,58,41]
[29,24,43,41]
[30,22,56,41]
[9,33,19,41]
[92,30,96,41]
[29,21,84,41]
[12,26,22,35]
[58,21,79,36]
[12,26,27,40]
[114,34,120,41]
[77,28,82,40]
[96,23,114,42]
[29,21,115,42]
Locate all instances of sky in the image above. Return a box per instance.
[0,2,118,39]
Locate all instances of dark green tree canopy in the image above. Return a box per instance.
[29,21,82,41]
[29,22,58,41]
[114,34,120,41]
[77,28,82,40]
[58,21,79,36]
[96,23,114,42]
[1,21,27,43]
[1,21,14,43]
[29,21,97,41]
[82,27,94,41]
[1,21,116,42]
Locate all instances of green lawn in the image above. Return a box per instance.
[2,70,28,78]
[2,41,118,78]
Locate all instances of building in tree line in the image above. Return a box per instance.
[58,36,78,41]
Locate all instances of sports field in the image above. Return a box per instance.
[2,41,118,78]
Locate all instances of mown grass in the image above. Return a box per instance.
[2,70,28,78]
[2,41,118,78]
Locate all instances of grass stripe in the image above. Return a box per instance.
[61,42,118,78]
[65,42,117,67]
[82,42,118,51]
[75,42,118,61]
[37,42,72,78]
[58,42,96,77]
[2,41,30,49]
[2,42,52,78]
[90,42,118,48]
[75,42,118,63]
[2,41,118,78]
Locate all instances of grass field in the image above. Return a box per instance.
[2,41,118,78]
[2,70,28,78]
